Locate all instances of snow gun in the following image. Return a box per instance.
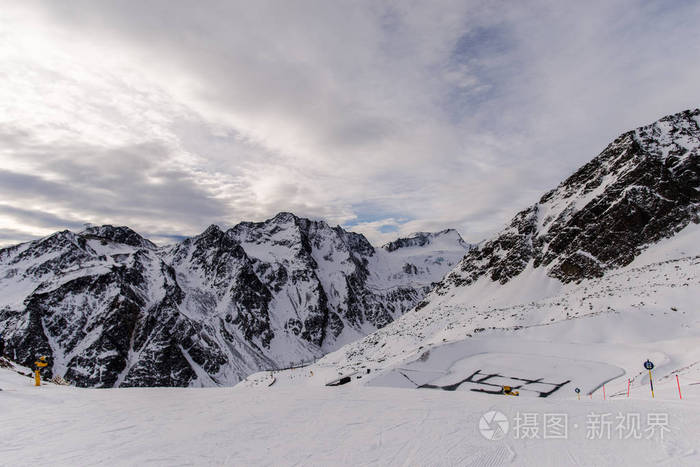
[34,356,48,386]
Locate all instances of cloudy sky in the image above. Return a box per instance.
[1,0,699,246]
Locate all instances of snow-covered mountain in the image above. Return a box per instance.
[438,108,699,290]
[315,108,700,379]
[0,214,469,387]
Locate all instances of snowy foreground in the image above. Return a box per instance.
[2,336,700,466]
[1,374,698,466]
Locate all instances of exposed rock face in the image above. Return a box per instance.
[81,225,157,249]
[382,229,469,252]
[0,219,468,387]
[436,109,700,295]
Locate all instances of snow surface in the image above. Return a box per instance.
[2,356,700,466]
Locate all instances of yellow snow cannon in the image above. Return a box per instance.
[34,356,48,386]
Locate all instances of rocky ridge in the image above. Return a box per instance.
[0,217,469,387]
[434,108,700,294]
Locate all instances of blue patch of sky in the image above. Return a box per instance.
[342,202,413,229]
[378,224,398,233]
[440,24,517,123]
[149,233,189,243]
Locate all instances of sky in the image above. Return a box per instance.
[1,0,699,247]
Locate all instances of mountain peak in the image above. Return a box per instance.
[438,108,700,291]
[202,224,223,236]
[633,108,699,164]
[382,229,469,252]
[271,212,297,223]
[0,209,468,387]
[80,225,155,249]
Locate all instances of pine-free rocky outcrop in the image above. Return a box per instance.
[434,109,700,296]
[0,217,468,387]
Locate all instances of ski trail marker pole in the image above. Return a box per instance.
[644,359,655,399]
[627,379,630,398]
[603,384,606,400]
[676,375,682,400]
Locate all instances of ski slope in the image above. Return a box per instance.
[2,359,700,466]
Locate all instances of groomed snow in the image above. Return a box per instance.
[2,361,699,466]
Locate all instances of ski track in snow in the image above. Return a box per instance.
[2,363,700,466]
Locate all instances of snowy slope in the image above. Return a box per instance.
[303,110,699,387]
[286,110,699,401]
[214,203,700,465]
[371,229,471,287]
[435,108,699,290]
[258,223,700,387]
[0,218,469,387]
[2,355,700,466]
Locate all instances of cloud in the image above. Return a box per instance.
[0,203,85,230]
[0,228,48,246]
[1,0,699,247]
